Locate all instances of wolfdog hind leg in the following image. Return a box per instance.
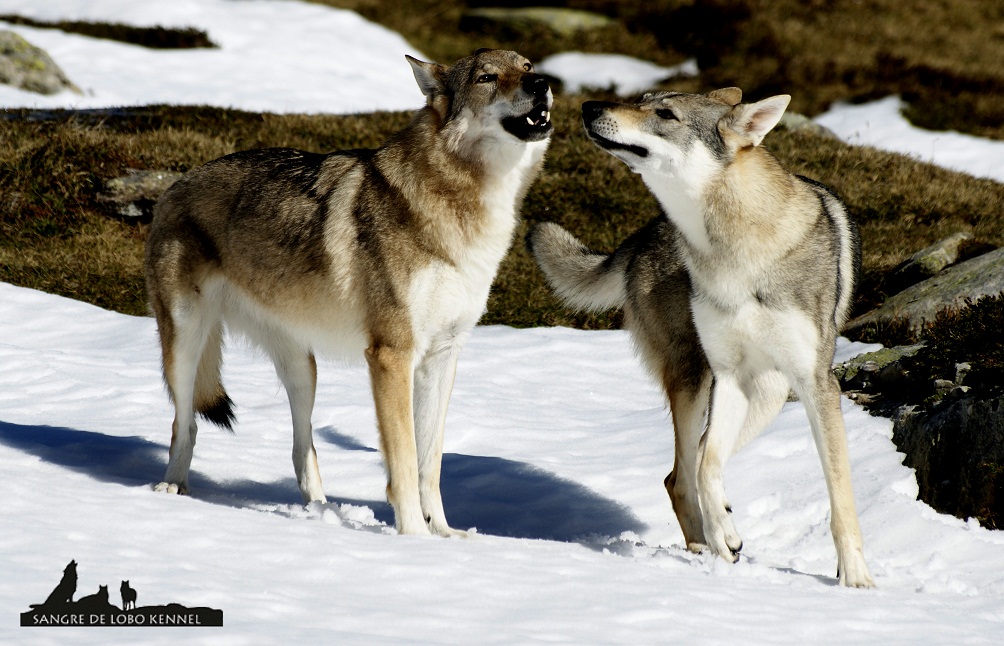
[268,341,326,504]
[413,335,466,537]
[665,372,711,551]
[157,298,215,494]
[733,370,790,457]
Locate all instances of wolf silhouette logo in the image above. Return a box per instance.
[120,580,137,610]
[22,560,222,627]
[36,560,76,608]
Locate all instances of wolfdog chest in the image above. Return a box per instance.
[405,204,518,340]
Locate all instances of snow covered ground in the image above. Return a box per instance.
[815,96,1004,183]
[4,283,1004,645]
[537,52,698,96]
[3,1,1004,643]
[0,0,424,114]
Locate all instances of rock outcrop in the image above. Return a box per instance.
[0,30,80,95]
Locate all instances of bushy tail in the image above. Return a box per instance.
[192,319,236,430]
[153,301,236,432]
[526,222,627,312]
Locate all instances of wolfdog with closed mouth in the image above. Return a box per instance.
[145,49,553,537]
[529,88,873,587]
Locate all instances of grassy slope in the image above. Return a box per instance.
[1,0,1002,328]
[2,101,1002,327]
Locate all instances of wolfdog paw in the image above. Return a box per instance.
[153,481,189,495]
[837,552,876,588]
[703,513,743,563]
[433,525,476,539]
[426,517,474,539]
[396,517,434,536]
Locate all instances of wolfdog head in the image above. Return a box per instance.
[406,49,553,152]
[581,88,790,184]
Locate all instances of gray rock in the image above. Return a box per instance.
[833,343,924,393]
[845,247,1004,337]
[97,169,182,221]
[776,112,838,139]
[955,362,972,384]
[460,7,615,38]
[890,232,974,291]
[893,393,1004,524]
[0,30,80,95]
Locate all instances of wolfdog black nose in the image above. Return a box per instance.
[522,74,549,97]
[582,101,618,126]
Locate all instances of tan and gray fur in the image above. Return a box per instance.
[145,49,553,537]
[529,88,874,587]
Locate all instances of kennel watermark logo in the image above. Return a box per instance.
[20,560,223,627]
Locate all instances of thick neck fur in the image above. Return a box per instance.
[376,106,547,262]
[644,146,814,275]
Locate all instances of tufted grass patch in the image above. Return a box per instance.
[2,0,1003,328]
[2,101,1002,325]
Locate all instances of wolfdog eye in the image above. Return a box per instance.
[476,73,498,84]
[655,109,678,121]
[523,63,532,72]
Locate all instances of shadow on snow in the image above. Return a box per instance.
[0,420,646,544]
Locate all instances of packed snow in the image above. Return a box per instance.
[3,1,1004,643]
[0,0,424,114]
[537,52,698,96]
[815,96,1004,184]
[5,283,1004,644]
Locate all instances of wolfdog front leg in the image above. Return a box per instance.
[366,344,429,535]
[413,334,466,537]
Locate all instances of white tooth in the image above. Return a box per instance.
[527,116,534,125]
[544,111,550,121]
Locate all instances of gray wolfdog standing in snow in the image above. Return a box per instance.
[145,49,552,537]
[528,88,874,587]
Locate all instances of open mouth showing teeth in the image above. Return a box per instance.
[502,104,553,142]
[586,130,649,158]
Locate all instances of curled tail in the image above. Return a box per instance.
[526,222,627,312]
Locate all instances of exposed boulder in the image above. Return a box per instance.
[893,394,1004,528]
[845,247,1004,337]
[834,343,925,409]
[0,30,80,95]
[838,286,1003,528]
[836,340,1004,527]
[884,232,997,295]
[894,232,973,283]
[460,7,615,38]
[97,169,182,222]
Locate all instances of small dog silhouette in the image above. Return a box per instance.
[76,584,111,612]
[40,560,77,607]
[120,580,137,610]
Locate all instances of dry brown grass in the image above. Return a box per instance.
[4,98,1001,325]
[317,0,1004,138]
[2,0,1003,326]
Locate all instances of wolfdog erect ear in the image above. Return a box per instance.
[722,94,791,148]
[708,87,742,106]
[406,55,447,98]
